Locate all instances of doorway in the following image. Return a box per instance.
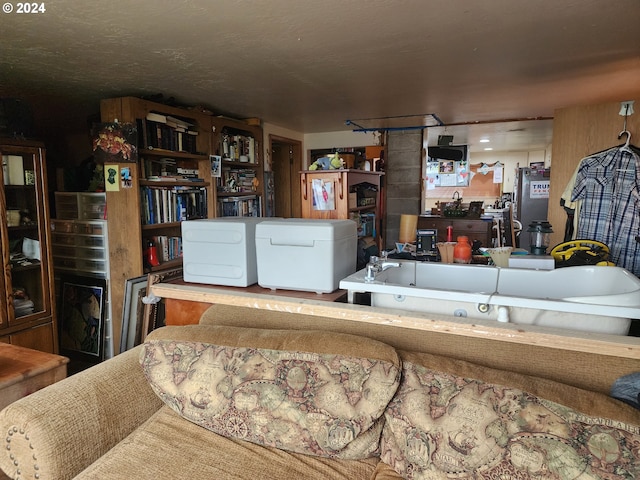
[269,135,303,218]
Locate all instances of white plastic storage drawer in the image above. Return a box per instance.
[182,217,267,287]
[255,219,357,293]
[54,192,106,220]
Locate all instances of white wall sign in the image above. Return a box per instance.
[530,180,550,199]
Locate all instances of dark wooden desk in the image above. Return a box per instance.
[418,216,494,248]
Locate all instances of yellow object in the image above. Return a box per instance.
[329,153,342,169]
[399,214,418,243]
[550,240,609,262]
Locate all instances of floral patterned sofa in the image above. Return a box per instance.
[1,304,639,480]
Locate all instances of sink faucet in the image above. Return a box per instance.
[364,256,401,282]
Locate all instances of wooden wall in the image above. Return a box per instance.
[548,98,640,247]
[385,130,422,248]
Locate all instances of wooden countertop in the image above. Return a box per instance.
[0,344,68,390]
[149,281,640,361]
[174,279,347,302]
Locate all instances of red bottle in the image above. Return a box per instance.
[453,236,472,264]
[145,240,160,267]
[446,225,453,242]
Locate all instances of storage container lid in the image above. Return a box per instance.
[256,218,357,242]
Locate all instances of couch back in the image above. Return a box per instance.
[197,303,636,396]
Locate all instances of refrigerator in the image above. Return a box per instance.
[513,167,551,251]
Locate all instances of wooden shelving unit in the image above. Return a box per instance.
[99,97,264,351]
[211,117,264,217]
[300,169,384,250]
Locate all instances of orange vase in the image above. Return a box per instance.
[453,236,472,264]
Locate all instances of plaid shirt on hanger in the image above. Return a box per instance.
[571,146,640,275]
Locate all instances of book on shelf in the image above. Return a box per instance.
[220,168,258,193]
[217,194,262,217]
[221,131,257,163]
[142,115,199,154]
[140,157,203,182]
[141,185,207,225]
[149,235,183,263]
[146,112,194,129]
[144,175,204,183]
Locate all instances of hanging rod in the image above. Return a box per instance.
[345,113,444,132]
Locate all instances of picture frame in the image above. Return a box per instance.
[58,275,107,363]
[210,154,222,178]
[120,275,148,353]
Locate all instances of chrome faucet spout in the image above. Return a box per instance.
[364,257,401,282]
[380,261,401,271]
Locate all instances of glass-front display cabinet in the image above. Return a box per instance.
[0,139,57,353]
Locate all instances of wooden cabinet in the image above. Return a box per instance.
[417,216,493,248]
[300,170,384,249]
[0,139,57,353]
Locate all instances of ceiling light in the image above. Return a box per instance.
[479,138,490,143]
[484,147,493,151]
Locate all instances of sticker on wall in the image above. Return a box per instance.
[120,166,133,188]
[105,164,119,191]
[210,155,222,178]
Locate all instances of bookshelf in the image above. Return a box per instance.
[99,98,207,351]
[100,97,265,351]
[211,117,264,217]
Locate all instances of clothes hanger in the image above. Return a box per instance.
[617,102,634,153]
[618,129,632,153]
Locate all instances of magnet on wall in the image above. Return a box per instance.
[105,164,119,191]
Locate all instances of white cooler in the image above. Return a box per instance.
[181,217,266,286]
[255,218,357,293]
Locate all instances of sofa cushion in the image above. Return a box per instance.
[381,351,640,480]
[140,325,401,459]
[75,406,380,480]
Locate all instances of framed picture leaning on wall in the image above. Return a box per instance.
[120,275,148,353]
[58,275,107,364]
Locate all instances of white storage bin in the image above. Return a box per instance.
[182,217,266,287]
[255,219,357,293]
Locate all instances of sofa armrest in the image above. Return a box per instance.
[0,346,163,480]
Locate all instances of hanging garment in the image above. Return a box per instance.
[571,145,640,275]
[560,163,581,241]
